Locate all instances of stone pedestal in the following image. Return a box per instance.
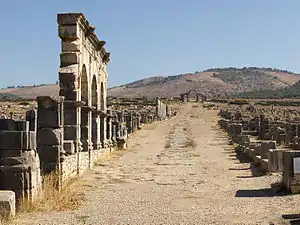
[26,109,37,132]
[106,109,113,146]
[64,101,84,152]
[111,120,118,146]
[92,110,101,149]
[81,106,93,152]
[100,111,108,148]
[125,112,133,134]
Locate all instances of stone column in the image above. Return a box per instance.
[137,113,141,130]
[37,96,64,191]
[37,96,64,174]
[126,112,133,134]
[26,109,37,132]
[106,109,113,146]
[92,110,101,149]
[81,106,93,151]
[100,111,108,148]
[63,101,84,152]
[111,114,118,146]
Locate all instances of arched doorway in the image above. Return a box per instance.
[100,82,104,110]
[188,90,198,102]
[80,65,90,151]
[81,65,88,104]
[100,82,105,146]
[91,75,99,149]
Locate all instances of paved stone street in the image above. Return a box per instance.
[12,104,300,225]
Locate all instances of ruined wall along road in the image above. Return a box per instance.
[12,103,300,225]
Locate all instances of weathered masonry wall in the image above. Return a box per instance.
[218,106,300,194]
[0,12,177,218]
[0,110,42,203]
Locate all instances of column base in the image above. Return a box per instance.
[93,142,102,150]
[81,140,93,152]
[76,140,83,152]
[102,139,109,148]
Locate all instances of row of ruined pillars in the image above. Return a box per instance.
[64,101,112,152]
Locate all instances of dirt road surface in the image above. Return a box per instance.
[12,103,300,225]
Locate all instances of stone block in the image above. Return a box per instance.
[64,109,77,125]
[40,162,58,174]
[0,149,22,158]
[60,52,80,67]
[27,111,37,131]
[283,151,300,193]
[81,126,88,139]
[58,25,79,41]
[254,145,261,155]
[62,40,80,52]
[37,96,60,110]
[37,108,61,128]
[64,141,75,155]
[0,131,36,150]
[0,191,15,218]
[38,145,60,163]
[57,13,81,26]
[268,149,277,172]
[14,121,29,131]
[59,89,77,101]
[37,128,62,146]
[64,126,77,140]
[0,150,39,171]
[59,72,77,91]
[0,119,15,130]
[260,141,276,159]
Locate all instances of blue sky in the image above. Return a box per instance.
[0,0,299,88]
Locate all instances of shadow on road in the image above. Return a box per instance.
[281,214,300,225]
[235,188,281,197]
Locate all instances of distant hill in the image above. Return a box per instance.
[0,84,58,100]
[237,80,300,99]
[108,67,300,98]
[0,67,299,99]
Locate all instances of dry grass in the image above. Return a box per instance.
[19,173,86,214]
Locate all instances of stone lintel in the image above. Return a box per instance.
[37,96,64,109]
[64,100,85,108]
[107,115,114,119]
[92,109,107,117]
[82,106,95,112]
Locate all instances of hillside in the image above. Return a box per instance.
[1,67,299,99]
[237,80,300,99]
[108,67,300,98]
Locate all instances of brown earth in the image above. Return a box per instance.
[11,103,300,225]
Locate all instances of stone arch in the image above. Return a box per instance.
[187,89,198,102]
[180,89,206,102]
[91,75,100,149]
[80,65,89,105]
[188,89,198,96]
[100,81,105,145]
[91,75,98,108]
[58,13,111,152]
[100,82,105,111]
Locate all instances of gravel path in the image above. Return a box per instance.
[12,104,300,225]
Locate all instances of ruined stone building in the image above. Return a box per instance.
[58,13,111,152]
[0,13,174,216]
